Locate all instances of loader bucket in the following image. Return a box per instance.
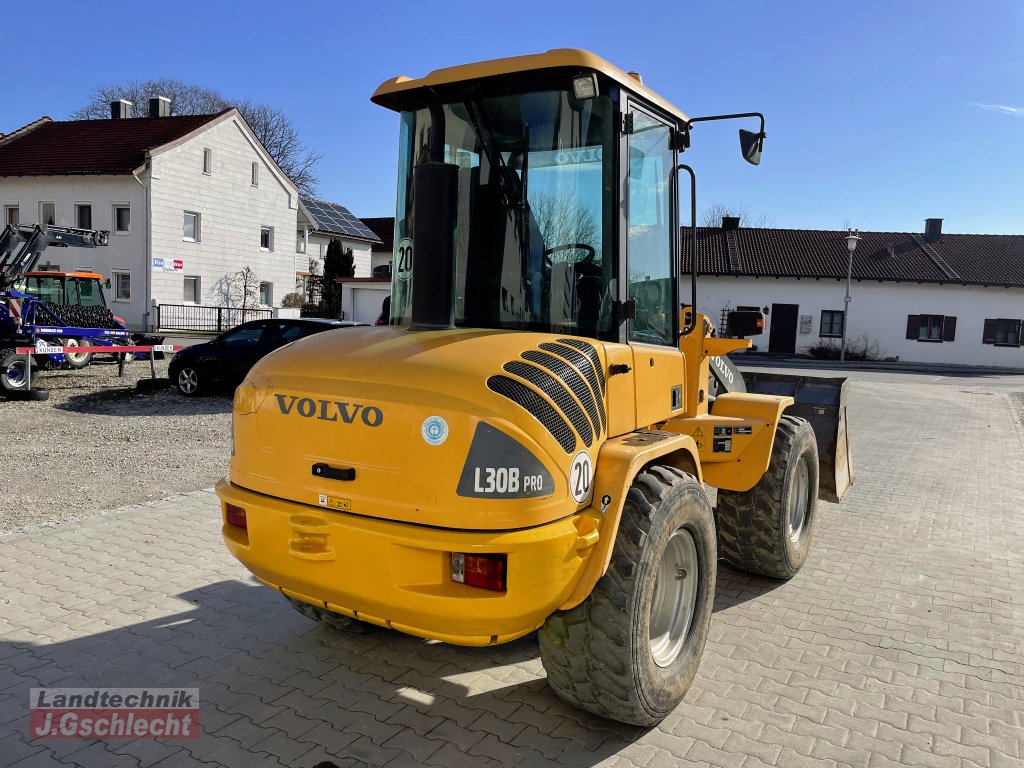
[741,372,854,503]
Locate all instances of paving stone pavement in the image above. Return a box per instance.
[1,372,1022,767]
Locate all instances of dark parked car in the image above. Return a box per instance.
[168,318,364,396]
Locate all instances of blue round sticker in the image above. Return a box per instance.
[421,416,449,446]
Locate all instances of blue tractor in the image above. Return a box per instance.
[0,223,150,394]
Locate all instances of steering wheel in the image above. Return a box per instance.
[543,243,596,268]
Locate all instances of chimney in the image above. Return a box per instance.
[722,215,741,230]
[149,96,172,118]
[110,100,133,119]
[924,217,943,243]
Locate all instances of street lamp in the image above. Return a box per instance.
[840,228,861,362]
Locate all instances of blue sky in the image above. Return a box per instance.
[6,1,1023,234]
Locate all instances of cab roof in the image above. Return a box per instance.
[371,48,689,124]
[25,271,103,279]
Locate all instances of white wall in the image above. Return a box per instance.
[148,115,297,327]
[371,250,392,274]
[302,234,373,278]
[697,276,1024,367]
[0,175,149,326]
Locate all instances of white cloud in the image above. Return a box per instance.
[970,102,1024,117]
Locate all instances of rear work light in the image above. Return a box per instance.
[225,504,247,529]
[451,553,507,592]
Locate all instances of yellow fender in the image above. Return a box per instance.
[559,429,700,610]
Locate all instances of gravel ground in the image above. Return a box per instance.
[0,357,231,534]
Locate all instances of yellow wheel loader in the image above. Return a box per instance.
[217,49,853,726]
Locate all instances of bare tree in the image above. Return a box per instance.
[699,202,774,228]
[532,191,599,260]
[71,79,322,195]
[238,266,261,309]
[208,266,261,309]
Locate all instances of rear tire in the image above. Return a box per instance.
[715,415,818,579]
[286,596,376,634]
[540,466,716,726]
[175,366,201,396]
[62,338,93,369]
[0,348,38,393]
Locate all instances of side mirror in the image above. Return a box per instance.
[726,310,765,337]
[739,128,764,166]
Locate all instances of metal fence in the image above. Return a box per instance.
[156,304,273,332]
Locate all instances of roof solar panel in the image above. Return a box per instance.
[302,198,380,242]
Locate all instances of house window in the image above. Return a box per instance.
[297,231,305,253]
[983,318,1022,346]
[39,201,55,226]
[260,226,273,251]
[112,270,131,301]
[820,310,844,338]
[183,276,201,304]
[259,281,273,306]
[4,205,17,226]
[251,162,259,187]
[75,203,92,229]
[183,211,201,242]
[906,314,956,342]
[203,148,212,175]
[113,204,131,234]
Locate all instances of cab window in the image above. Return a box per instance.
[626,109,675,346]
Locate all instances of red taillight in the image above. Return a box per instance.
[451,553,506,591]
[225,504,247,529]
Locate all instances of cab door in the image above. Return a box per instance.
[624,104,685,427]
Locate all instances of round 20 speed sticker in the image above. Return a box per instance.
[569,451,593,505]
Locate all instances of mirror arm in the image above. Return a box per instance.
[677,163,698,337]
[679,111,766,151]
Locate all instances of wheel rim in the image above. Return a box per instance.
[788,459,810,543]
[649,526,699,667]
[64,338,87,364]
[178,368,198,394]
[5,361,26,387]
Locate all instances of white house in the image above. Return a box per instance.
[0,98,299,331]
[689,217,1024,367]
[296,197,379,279]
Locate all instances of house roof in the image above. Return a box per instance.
[0,111,230,176]
[299,197,381,243]
[361,217,394,252]
[684,224,1024,288]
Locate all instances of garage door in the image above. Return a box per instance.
[352,287,389,324]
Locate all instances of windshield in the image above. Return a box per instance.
[70,277,107,307]
[391,87,616,338]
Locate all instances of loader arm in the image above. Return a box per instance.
[0,225,110,290]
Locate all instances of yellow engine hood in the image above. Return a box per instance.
[229,326,609,530]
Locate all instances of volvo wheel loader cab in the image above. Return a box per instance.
[217,49,851,726]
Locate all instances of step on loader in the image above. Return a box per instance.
[217,49,853,726]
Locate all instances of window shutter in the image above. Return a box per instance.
[1017,320,1024,347]
[906,315,919,340]
[942,316,957,342]
[982,319,996,344]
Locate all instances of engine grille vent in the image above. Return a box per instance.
[503,361,594,447]
[521,350,603,438]
[486,375,576,453]
[538,342,607,432]
[557,338,606,396]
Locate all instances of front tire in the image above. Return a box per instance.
[0,348,38,393]
[715,415,818,579]
[540,466,717,726]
